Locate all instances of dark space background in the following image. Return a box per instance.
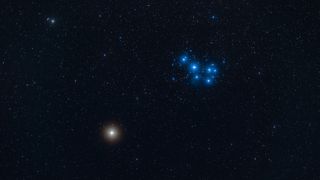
[0,0,319,179]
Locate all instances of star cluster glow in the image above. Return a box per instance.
[174,52,222,86]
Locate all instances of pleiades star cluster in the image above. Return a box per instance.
[174,52,223,86]
[0,1,318,180]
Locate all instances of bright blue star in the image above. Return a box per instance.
[189,63,199,72]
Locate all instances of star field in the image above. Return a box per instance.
[0,1,318,179]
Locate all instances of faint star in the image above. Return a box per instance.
[47,17,56,25]
[211,15,218,21]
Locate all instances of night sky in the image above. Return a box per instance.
[1,0,319,179]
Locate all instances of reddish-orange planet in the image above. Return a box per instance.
[101,123,123,144]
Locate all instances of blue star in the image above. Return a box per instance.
[205,78,214,85]
[206,64,217,74]
[180,55,188,64]
[189,63,199,72]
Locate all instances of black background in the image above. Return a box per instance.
[1,0,319,179]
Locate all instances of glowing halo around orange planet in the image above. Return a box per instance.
[101,123,123,144]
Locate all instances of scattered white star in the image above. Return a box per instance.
[211,15,218,22]
[46,17,56,25]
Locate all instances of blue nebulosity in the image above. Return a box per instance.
[175,52,222,87]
